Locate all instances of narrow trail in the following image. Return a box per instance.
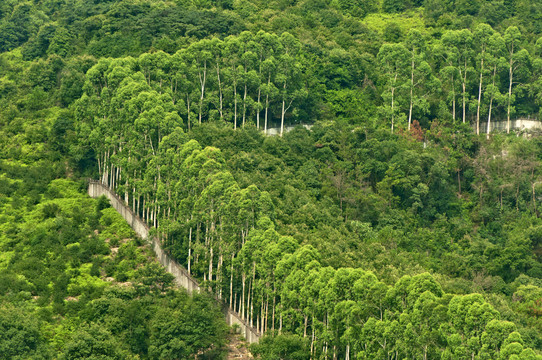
[226,332,254,360]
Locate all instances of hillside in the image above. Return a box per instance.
[1,0,542,359]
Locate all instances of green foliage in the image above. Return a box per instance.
[0,166,228,358]
[149,293,228,359]
[251,334,310,360]
[2,0,542,359]
[0,306,50,359]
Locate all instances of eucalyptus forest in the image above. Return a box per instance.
[1,0,542,359]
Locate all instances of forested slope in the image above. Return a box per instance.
[1,0,542,359]
[0,164,228,359]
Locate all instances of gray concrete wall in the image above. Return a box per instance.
[479,118,542,133]
[264,124,313,136]
[88,181,260,343]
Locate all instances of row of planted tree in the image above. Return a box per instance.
[80,30,305,138]
[379,24,537,136]
[76,25,542,139]
[78,125,541,360]
[74,29,542,359]
[84,130,539,359]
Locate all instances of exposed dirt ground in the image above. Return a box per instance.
[226,332,254,360]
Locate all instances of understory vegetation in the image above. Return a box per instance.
[0,163,227,358]
[1,0,542,359]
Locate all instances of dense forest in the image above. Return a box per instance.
[1,0,542,359]
[0,166,227,358]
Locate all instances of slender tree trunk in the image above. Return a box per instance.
[124,178,128,204]
[310,316,315,358]
[230,253,234,308]
[408,58,414,130]
[137,192,140,217]
[280,81,287,137]
[145,195,150,225]
[209,246,213,284]
[476,56,484,135]
[257,87,261,128]
[532,182,537,214]
[198,61,207,124]
[250,262,256,326]
[188,227,192,275]
[247,278,252,325]
[97,155,102,180]
[217,253,223,299]
[116,164,120,191]
[487,64,497,139]
[265,74,270,134]
[258,294,265,334]
[324,312,329,360]
[272,294,276,332]
[507,61,513,134]
[243,84,247,128]
[264,293,269,333]
[391,86,396,133]
[241,273,246,320]
[281,97,285,136]
[451,73,456,122]
[462,61,467,124]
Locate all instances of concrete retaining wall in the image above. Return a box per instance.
[264,124,313,136]
[88,181,260,343]
[478,118,542,133]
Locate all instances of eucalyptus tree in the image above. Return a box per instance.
[85,58,112,93]
[209,37,225,122]
[172,51,198,130]
[441,29,474,124]
[377,43,410,133]
[503,26,530,133]
[194,171,237,292]
[261,57,279,133]
[186,39,213,124]
[277,32,304,137]
[485,32,505,139]
[138,52,156,87]
[442,294,500,360]
[237,32,259,128]
[156,128,187,230]
[435,34,460,122]
[474,24,495,135]
[479,320,518,359]
[404,29,436,130]
[175,139,203,274]
[408,291,443,360]
[334,299,362,360]
[359,317,396,359]
[138,50,169,92]
[224,35,242,129]
[255,31,279,129]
